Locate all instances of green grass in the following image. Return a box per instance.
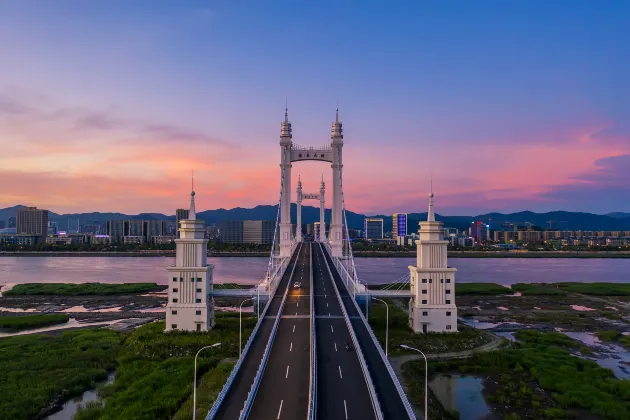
[416,330,630,419]
[6,282,163,296]
[173,361,236,419]
[0,313,69,331]
[367,299,494,355]
[213,283,254,290]
[0,329,122,420]
[511,283,568,295]
[557,282,630,296]
[597,330,623,342]
[456,282,511,295]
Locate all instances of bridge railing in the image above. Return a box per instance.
[307,242,317,419]
[319,243,384,420]
[238,242,302,419]
[321,245,417,420]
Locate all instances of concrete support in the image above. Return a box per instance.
[319,178,326,242]
[329,112,344,257]
[279,110,293,258]
[296,178,302,243]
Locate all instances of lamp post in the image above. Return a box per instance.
[400,344,428,420]
[372,297,389,357]
[193,343,222,420]
[240,298,253,357]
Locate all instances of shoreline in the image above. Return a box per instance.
[2,250,630,258]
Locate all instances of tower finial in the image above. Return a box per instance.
[335,101,339,123]
[427,178,435,222]
[284,97,288,121]
[189,170,196,220]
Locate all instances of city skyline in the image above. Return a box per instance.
[0,1,628,215]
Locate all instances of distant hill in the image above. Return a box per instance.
[2,205,630,232]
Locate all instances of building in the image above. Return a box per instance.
[364,218,384,240]
[175,208,189,239]
[469,221,487,244]
[314,222,322,241]
[48,221,58,235]
[8,217,16,228]
[107,220,125,244]
[166,189,214,332]
[17,207,49,238]
[392,213,408,239]
[46,233,86,245]
[0,234,40,246]
[90,234,111,245]
[408,191,457,333]
[397,234,418,247]
[127,220,144,238]
[152,235,176,245]
[220,220,274,244]
[146,220,167,242]
[220,220,243,243]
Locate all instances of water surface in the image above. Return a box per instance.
[429,374,493,420]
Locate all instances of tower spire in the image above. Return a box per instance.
[189,171,196,220]
[427,185,435,222]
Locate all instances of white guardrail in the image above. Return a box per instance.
[307,242,317,419]
[238,242,303,419]
[318,243,384,420]
[323,245,417,420]
[206,243,300,420]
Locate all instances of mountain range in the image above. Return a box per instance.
[2,205,630,232]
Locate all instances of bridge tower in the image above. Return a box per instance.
[166,186,215,332]
[279,107,293,258]
[296,175,303,243]
[408,191,458,333]
[329,109,344,257]
[319,175,326,242]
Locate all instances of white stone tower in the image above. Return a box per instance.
[279,107,293,257]
[166,186,214,332]
[296,175,303,243]
[329,109,344,257]
[408,191,457,333]
[319,175,326,242]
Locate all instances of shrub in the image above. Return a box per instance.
[0,314,69,331]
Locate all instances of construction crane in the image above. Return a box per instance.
[547,220,567,230]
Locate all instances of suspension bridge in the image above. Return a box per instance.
[204,109,434,420]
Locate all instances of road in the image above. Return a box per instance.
[248,243,311,419]
[320,244,412,420]
[213,244,302,420]
[313,243,377,420]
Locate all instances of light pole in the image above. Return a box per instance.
[372,297,389,357]
[193,343,222,420]
[240,298,253,357]
[400,344,428,420]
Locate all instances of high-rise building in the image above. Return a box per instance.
[8,217,16,228]
[314,222,321,241]
[166,189,214,332]
[107,220,125,244]
[392,213,408,239]
[127,220,144,238]
[17,207,49,237]
[408,192,457,333]
[175,209,189,239]
[469,221,488,244]
[364,218,384,240]
[146,220,167,241]
[220,220,244,243]
[220,220,275,244]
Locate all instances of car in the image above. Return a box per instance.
[293,282,301,288]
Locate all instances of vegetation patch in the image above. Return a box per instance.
[595,330,630,349]
[213,283,254,290]
[557,282,630,296]
[172,361,235,419]
[367,299,494,355]
[0,313,69,331]
[406,330,630,419]
[456,282,511,295]
[511,283,567,295]
[6,282,163,296]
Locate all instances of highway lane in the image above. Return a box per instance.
[248,243,311,420]
[313,243,377,420]
[320,246,412,420]
[213,245,302,420]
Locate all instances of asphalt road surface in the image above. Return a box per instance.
[248,243,311,419]
[313,243,378,420]
[320,244,412,420]
[213,244,302,420]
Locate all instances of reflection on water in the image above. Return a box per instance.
[459,318,500,330]
[0,318,121,338]
[562,332,630,380]
[46,371,115,420]
[429,374,492,420]
[495,331,517,342]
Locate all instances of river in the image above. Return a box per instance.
[1,256,630,287]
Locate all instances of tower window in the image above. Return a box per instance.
[196,310,201,315]
[180,277,183,282]
[172,277,177,282]
[191,278,195,282]
[440,279,444,283]
[422,311,428,316]
[172,310,177,315]
[422,279,427,283]
[446,290,451,294]
[446,311,451,316]
[429,279,433,283]
[446,325,452,330]
[422,290,427,294]
[173,288,178,293]
[446,279,451,284]
[422,300,427,304]
[172,298,178,303]
[446,300,451,304]
[196,288,202,293]
[172,324,177,329]
[196,278,202,282]
[196,298,201,303]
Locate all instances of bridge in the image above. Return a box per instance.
[192,108,458,419]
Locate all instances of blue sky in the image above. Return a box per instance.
[0,0,628,215]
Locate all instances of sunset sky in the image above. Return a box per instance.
[0,0,628,216]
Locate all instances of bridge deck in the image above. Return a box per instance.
[321,245,412,420]
[212,246,301,420]
[248,243,311,419]
[313,243,377,420]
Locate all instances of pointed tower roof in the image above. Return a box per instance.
[280,102,292,140]
[331,107,343,140]
[320,173,325,188]
[297,174,302,188]
[427,192,435,222]
[189,172,196,220]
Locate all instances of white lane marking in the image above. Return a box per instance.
[290,342,293,351]
[338,365,343,379]
[326,302,328,307]
[286,365,290,378]
[293,325,295,332]
[297,300,299,307]
[331,325,334,332]
[277,400,284,419]
[334,342,337,351]
[329,312,331,316]
[296,312,298,316]
[344,400,348,419]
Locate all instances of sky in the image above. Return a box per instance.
[0,0,628,216]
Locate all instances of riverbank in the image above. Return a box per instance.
[0,251,270,257]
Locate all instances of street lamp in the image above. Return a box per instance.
[193,343,222,420]
[240,298,253,357]
[400,344,428,420]
[372,297,389,357]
